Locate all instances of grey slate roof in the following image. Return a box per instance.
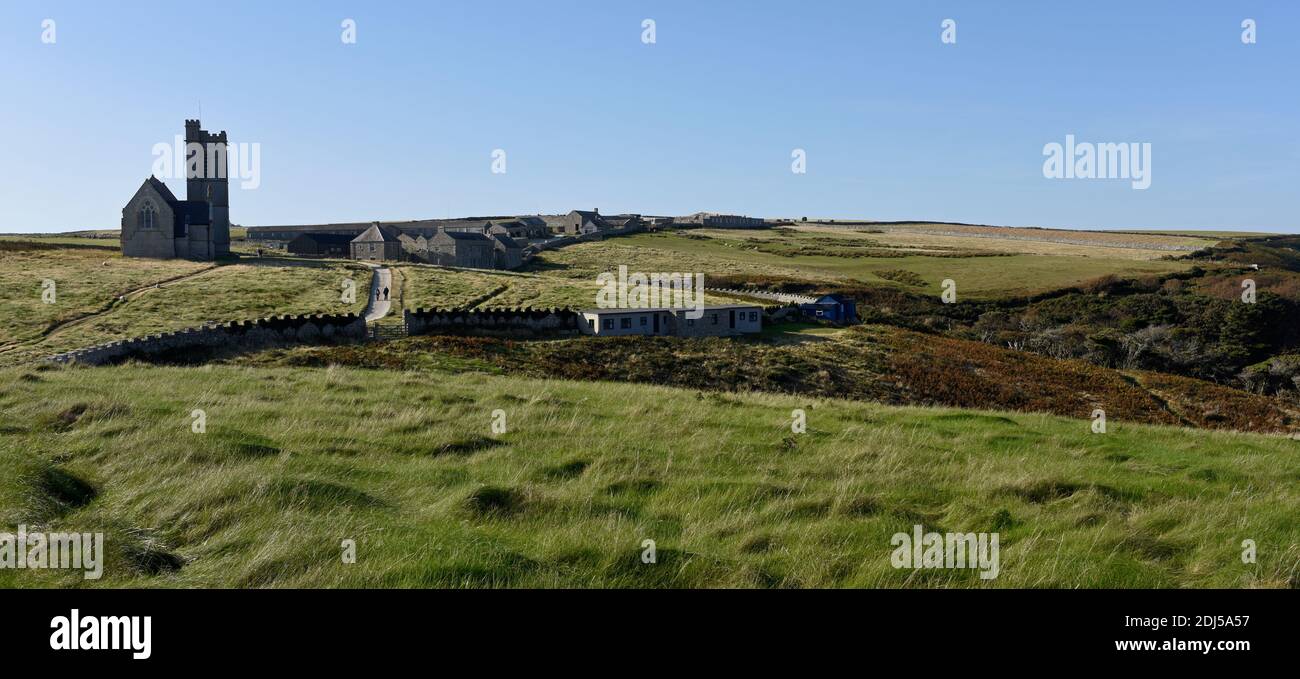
[352,223,402,243]
[441,230,493,242]
[145,176,179,204]
[490,233,521,249]
[290,233,354,247]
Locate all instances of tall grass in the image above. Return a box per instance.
[2,364,1295,588]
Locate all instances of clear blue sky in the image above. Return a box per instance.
[2,0,1296,233]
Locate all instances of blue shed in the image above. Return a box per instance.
[798,294,857,323]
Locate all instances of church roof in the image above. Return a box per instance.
[145,176,179,204]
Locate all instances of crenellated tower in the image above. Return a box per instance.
[183,119,230,257]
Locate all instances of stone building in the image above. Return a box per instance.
[287,232,353,257]
[489,231,524,269]
[488,219,548,240]
[427,227,495,268]
[552,209,607,235]
[677,212,766,229]
[350,222,403,262]
[121,120,231,260]
[579,305,763,337]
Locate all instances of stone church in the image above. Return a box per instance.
[121,120,231,260]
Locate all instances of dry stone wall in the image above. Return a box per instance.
[47,313,366,366]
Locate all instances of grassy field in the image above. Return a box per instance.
[397,263,746,312]
[0,246,368,365]
[533,230,1196,299]
[0,234,119,248]
[800,222,1224,249]
[0,241,211,347]
[1,364,1295,588]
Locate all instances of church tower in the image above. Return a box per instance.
[184,119,231,257]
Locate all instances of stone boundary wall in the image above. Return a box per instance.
[47,313,366,366]
[706,287,819,305]
[405,307,582,337]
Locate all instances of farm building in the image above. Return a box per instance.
[427,228,496,268]
[798,294,857,323]
[489,219,548,240]
[579,305,762,337]
[287,232,353,257]
[553,209,606,236]
[350,223,403,262]
[489,232,525,269]
[676,212,766,229]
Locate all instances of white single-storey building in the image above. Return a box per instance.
[579,305,762,337]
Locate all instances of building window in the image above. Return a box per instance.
[587,319,594,330]
[138,200,157,230]
[749,312,758,322]
[639,316,647,326]
[603,319,613,329]
[620,317,632,329]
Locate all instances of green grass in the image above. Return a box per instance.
[0,255,368,365]
[0,243,212,347]
[0,235,119,248]
[398,263,747,311]
[2,364,1295,588]
[534,231,1193,299]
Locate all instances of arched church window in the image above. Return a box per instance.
[140,200,157,230]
